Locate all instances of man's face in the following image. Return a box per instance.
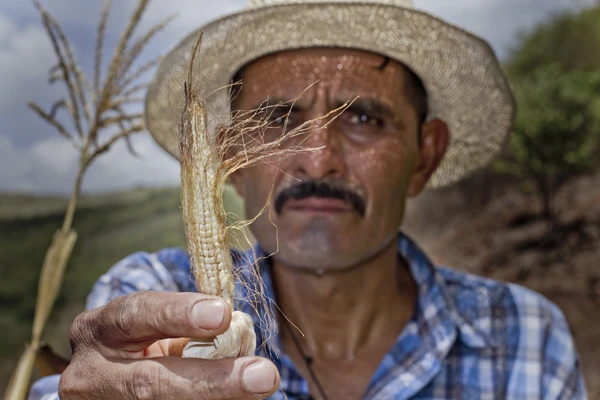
[230,48,446,272]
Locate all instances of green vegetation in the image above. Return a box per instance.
[507,5,600,74]
[497,3,600,219]
[0,186,247,389]
[0,188,185,388]
[497,66,600,218]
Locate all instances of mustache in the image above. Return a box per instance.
[274,180,366,216]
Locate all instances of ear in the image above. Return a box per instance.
[407,119,449,197]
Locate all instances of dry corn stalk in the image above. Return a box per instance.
[5,1,172,398]
[178,35,352,358]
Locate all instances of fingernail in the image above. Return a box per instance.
[191,299,225,330]
[242,360,277,394]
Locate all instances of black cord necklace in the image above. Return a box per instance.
[280,313,330,400]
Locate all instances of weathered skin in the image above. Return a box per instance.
[57,47,448,400]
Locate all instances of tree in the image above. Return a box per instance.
[496,3,600,221]
[507,3,600,75]
[4,1,172,399]
[497,65,600,220]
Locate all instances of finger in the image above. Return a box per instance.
[75,292,231,354]
[121,356,280,400]
[60,354,280,400]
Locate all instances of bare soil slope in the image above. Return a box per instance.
[404,172,600,397]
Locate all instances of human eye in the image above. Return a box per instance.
[263,105,287,124]
[268,112,286,125]
[347,112,384,128]
[267,108,302,130]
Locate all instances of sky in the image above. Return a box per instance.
[0,0,591,195]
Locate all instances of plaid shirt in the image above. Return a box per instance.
[30,234,587,399]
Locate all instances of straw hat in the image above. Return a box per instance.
[145,0,515,188]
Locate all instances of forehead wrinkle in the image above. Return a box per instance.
[234,48,411,114]
[328,76,408,117]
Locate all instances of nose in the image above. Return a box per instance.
[292,120,346,181]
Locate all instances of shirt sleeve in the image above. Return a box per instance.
[541,302,588,400]
[86,248,195,310]
[28,248,194,400]
[507,283,588,399]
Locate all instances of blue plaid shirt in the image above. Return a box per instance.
[30,234,587,399]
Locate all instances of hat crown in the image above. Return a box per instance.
[248,0,414,8]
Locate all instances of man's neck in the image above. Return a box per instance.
[270,237,417,361]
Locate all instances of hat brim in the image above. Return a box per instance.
[145,2,515,188]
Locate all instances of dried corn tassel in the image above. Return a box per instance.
[178,35,352,359]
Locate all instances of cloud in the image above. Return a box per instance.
[83,134,180,193]
[0,0,592,194]
[0,13,55,111]
[0,133,179,195]
[139,0,246,43]
[415,0,587,59]
[0,0,245,195]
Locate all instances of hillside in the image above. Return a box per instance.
[0,185,253,391]
[0,187,187,389]
[404,171,600,397]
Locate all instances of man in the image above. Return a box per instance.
[30,0,587,399]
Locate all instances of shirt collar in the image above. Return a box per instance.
[397,233,497,349]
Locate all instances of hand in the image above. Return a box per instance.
[59,292,280,399]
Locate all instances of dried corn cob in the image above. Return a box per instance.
[178,35,352,359]
[179,65,234,309]
[178,36,256,359]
